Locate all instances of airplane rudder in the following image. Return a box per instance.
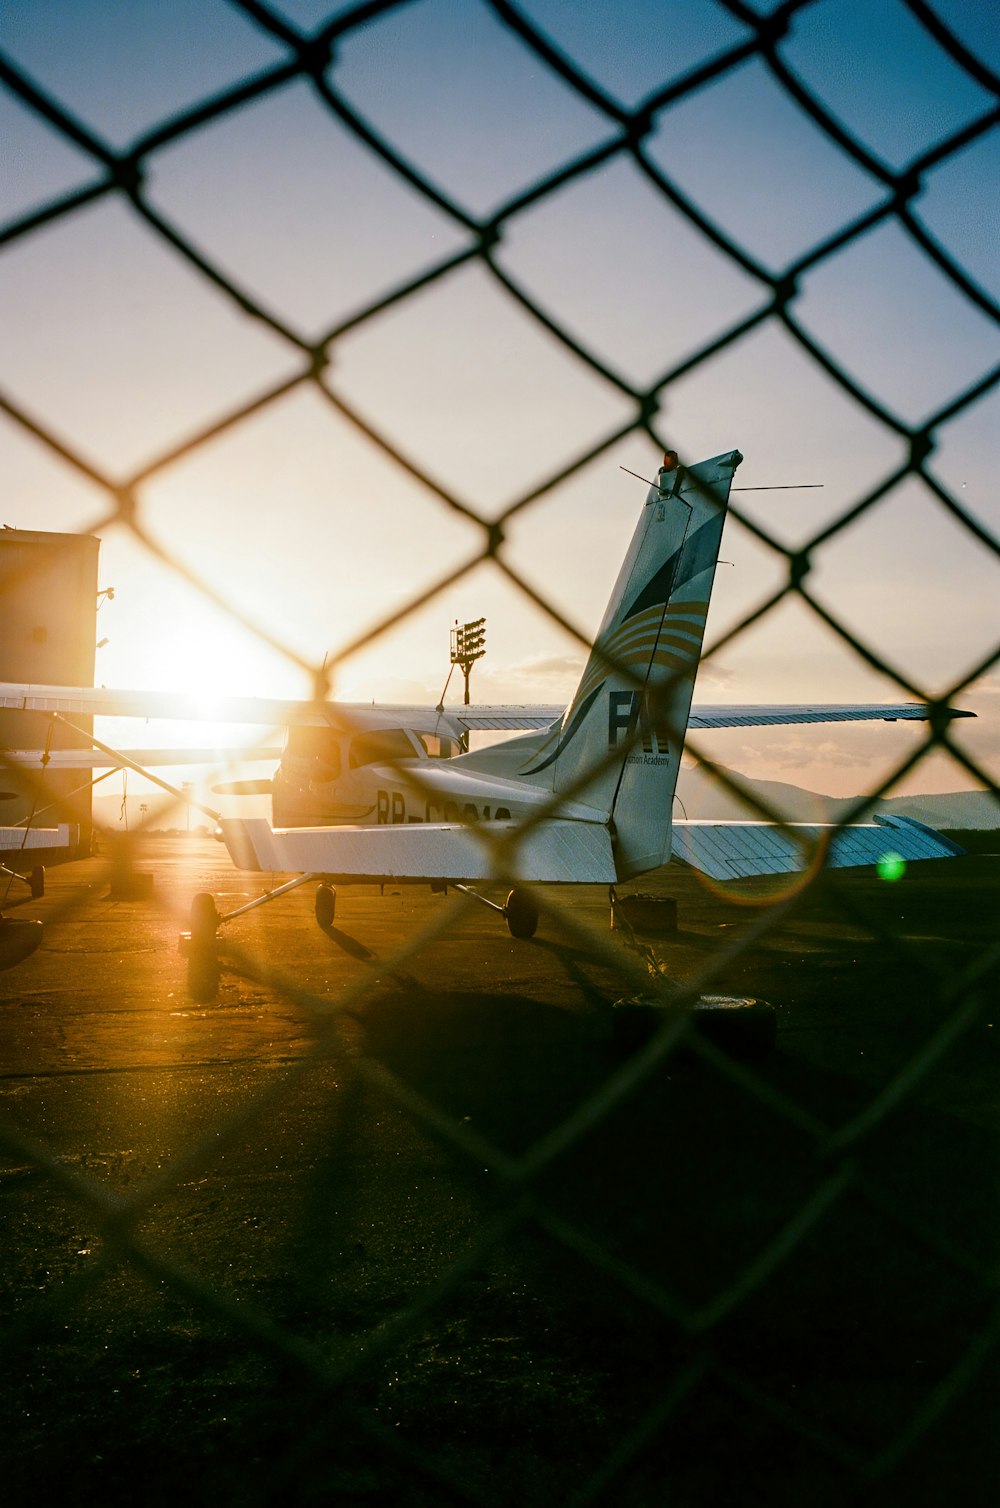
[522,450,742,831]
[607,448,743,876]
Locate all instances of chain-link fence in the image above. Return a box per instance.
[1,1,998,1502]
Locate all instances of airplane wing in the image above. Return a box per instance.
[671,814,965,880]
[0,682,560,733]
[687,703,974,728]
[0,682,349,725]
[0,682,977,734]
[0,684,974,733]
[219,816,617,884]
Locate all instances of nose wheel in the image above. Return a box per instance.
[186,892,220,1002]
[180,872,328,1001]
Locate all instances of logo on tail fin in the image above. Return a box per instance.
[608,688,672,757]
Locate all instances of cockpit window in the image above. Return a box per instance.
[416,733,459,759]
[349,730,418,768]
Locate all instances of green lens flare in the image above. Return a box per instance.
[877,852,907,882]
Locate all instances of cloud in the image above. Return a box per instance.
[503,653,586,683]
[733,736,878,771]
[694,660,737,689]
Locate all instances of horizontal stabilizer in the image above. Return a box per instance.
[0,824,78,852]
[672,813,964,880]
[220,817,616,884]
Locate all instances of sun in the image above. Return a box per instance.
[94,583,311,762]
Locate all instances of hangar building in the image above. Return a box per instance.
[0,529,101,866]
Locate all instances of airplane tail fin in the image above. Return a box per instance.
[519,449,742,880]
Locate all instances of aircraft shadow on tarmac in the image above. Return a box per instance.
[315,919,374,961]
[524,933,625,1011]
[314,920,422,990]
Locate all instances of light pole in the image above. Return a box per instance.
[450,617,486,705]
[439,618,487,750]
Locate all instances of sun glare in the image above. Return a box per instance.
[96,589,310,761]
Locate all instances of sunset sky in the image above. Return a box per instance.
[1,0,997,801]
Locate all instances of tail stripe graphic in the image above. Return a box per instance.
[623,513,726,623]
[575,606,709,702]
[519,684,604,777]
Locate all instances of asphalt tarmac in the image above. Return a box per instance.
[1,835,998,1506]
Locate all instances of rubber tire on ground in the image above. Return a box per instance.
[189,892,219,946]
[187,893,220,1002]
[315,883,337,929]
[504,887,539,940]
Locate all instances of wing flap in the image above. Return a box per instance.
[688,703,974,729]
[1,747,280,770]
[672,814,964,880]
[447,706,563,731]
[220,817,617,884]
[0,683,340,725]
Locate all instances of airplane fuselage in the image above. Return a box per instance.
[271,732,600,831]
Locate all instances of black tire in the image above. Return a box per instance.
[0,918,44,969]
[315,883,337,929]
[504,887,538,940]
[189,892,219,947]
[188,893,220,1002]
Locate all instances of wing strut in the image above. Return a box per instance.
[50,713,222,825]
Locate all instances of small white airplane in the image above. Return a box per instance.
[0,448,971,991]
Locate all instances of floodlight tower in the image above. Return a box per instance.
[450,617,486,705]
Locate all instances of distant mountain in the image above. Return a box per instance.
[674,765,1000,830]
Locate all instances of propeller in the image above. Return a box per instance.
[211,779,275,797]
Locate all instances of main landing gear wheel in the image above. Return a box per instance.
[188,892,220,1003]
[504,887,539,940]
[315,883,337,930]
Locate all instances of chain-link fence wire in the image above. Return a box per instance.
[1,0,998,1499]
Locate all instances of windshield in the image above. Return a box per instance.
[348,730,419,768]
